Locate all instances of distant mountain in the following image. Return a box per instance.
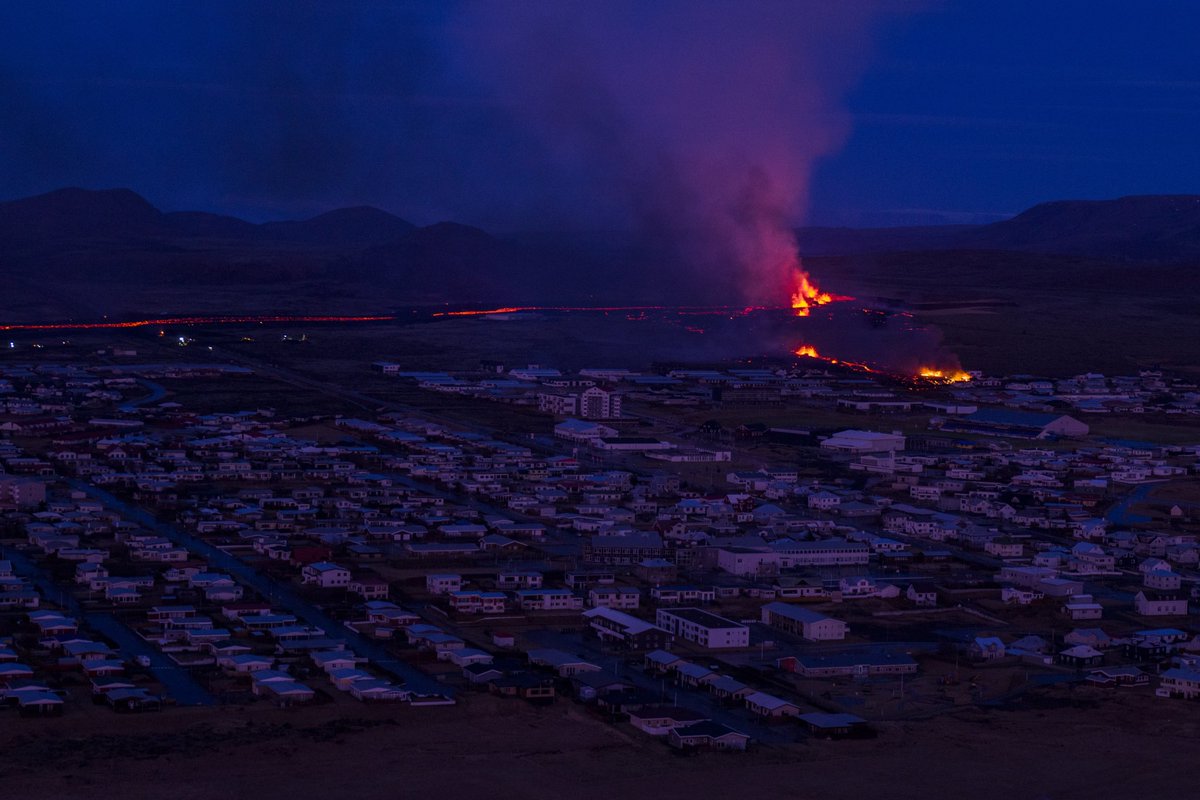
[0,187,415,248]
[961,195,1200,262]
[800,195,1200,263]
[259,206,416,245]
[1,187,1198,322]
[0,187,163,243]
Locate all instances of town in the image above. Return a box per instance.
[2,323,1199,757]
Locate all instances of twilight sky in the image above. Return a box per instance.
[1,1,1197,228]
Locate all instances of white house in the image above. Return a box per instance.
[301,562,350,588]
[1134,591,1189,617]
[760,602,847,641]
[655,608,749,649]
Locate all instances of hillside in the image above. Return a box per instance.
[1,187,1199,322]
[799,195,1200,262]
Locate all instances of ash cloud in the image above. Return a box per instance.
[454,2,914,305]
[0,0,916,282]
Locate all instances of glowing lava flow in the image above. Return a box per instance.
[917,367,973,383]
[432,304,772,318]
[790,269,853,317]
[0,314,395,333]
[792,344,881,375]
[795,345,972,383]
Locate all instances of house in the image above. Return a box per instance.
[515,589,584,612]
[449,590,508,615]
[300,562,350,588]
[673,661,717,688]
[667,721,750,751]
[572,672,634,702]
[1065,628,1113,650]
[655,608,749,649]
[312,651,363,673]
[588,586,642,610]
[583,607,673,651]
[445,648,494,668]
[1062,594,1104,620]
[1145,569,1182,591]
[779,651,918,678]
[583,532,667,565]
[969,637,1006,661]
[1058,645,1104,667]
[16,690,65,717]
[488,673,557,704]
[707,675,754,702]
[906,584,937,607]
[644,649,682,674]
[1086,666,1148,688]
[349,679,409,703]
[1158,667,1200,699]
[626,705,710,735]
[744,691,801,718]
[221,653,275,674]
[760,602,847,641]
[527,648,602,677]
[798,712,873,739]
[426,574,463,595]
[496,570,543,590]
[348,576,390,601]
[104,687,163,713]
[1134,590,1189,617]
[463,663,505,684]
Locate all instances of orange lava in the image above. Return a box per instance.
[917,367,973,383]
[0,314,395,333]
[432,304,772,318]
[790,269,852,317]
[793,344,880,375]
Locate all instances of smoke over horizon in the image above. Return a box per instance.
[0,2,917,305]
[455,2,914,305]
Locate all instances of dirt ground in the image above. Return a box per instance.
[1,691,1196,800]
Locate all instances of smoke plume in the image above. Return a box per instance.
[455,2,912,305]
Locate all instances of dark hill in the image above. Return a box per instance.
[962,194,1200,261]
[0,187,163,242]
[259,206,416,245]
[799,195,1200,263]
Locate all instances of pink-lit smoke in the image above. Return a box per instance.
[455,2,916,306]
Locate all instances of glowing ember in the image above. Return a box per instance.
[794,344,820,358]
[917,367,973,383]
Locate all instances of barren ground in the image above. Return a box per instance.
[2,690,1196,800]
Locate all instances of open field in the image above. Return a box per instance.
[1,691,1196,800]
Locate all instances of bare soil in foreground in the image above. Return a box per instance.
[1,691,1196,800]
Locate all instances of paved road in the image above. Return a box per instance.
[66,480,450,697]
[86,613,216,706]
[1106,481,1163,526]
[1,545,215,705]
[117,378,167,412]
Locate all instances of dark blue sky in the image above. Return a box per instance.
[1,1,1197,228]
